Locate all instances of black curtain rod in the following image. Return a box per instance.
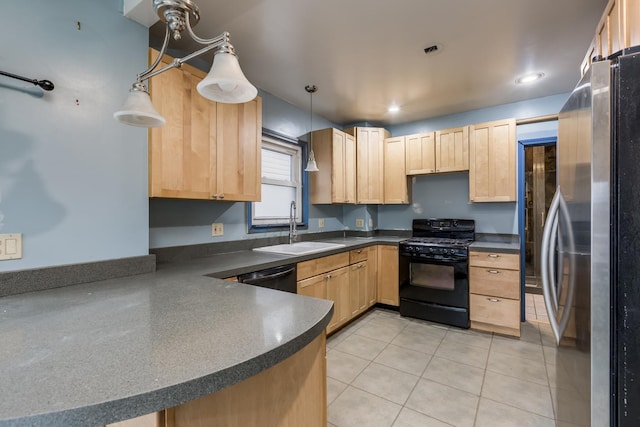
[0,70,54,91]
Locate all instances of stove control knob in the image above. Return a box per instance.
[429,247,434,253]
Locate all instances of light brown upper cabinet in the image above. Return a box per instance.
[404,127,469,175]
[344,127,391,204]
[309,128,356,204]
[581,0,640,76]
[435,126,470,173]
[383,136,411,204]
[469,118,516,202]
[148,48,262,201]
[405,132,436,175]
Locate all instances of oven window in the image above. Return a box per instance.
[410,263,455,290]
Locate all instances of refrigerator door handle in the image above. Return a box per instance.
[555,192,577,343]
[548,210,561,311]
[541,188,577,345]
[541,188,562,343]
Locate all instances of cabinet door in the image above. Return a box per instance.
[354,128,386,204]
[384,137,410,204]
[469,118,516,202]
[377,245,399,306]
[331,130,346,203]
[216,97,262,201]
[344,133,357,204]
[435,126,469,173]
[366,246,378,307]
[405,132,435,175]
[326,266,351,332]
[349,262,368,316]
[148,49,216,199]
[628,0,640,47]
[297,275,327,299]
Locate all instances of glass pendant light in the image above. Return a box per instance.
[304,85,319,172]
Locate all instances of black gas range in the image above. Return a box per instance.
[398,219,475,328]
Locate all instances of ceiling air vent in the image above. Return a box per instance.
[423,44,440,55]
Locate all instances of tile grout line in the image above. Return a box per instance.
[472,331,494,427]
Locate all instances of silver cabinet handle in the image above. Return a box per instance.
[325,274,332,280]
[356,249,362,254]
[219,193,225,199]
[212,194,218,199]
[487,298,500,302]
[486,270,500,274]
[488,254,500,258]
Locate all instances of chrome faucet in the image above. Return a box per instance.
[289,201,298,245]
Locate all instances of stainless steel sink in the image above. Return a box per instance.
[253,241,346,256]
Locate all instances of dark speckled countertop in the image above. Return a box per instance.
[0,236,402,427]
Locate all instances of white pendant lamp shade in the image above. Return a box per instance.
[113,89,166,128]
[197,52,258,103]
[304,149,319,172]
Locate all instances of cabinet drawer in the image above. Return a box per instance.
[469,251,519,270]
[297,252,350,281]
[470,293,520,330]
[469,267,519,300]
[349,247,368,264]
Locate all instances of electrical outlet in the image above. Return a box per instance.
[211,223,224,236]
[0,233,22,260]
[318,218,325,228]
[369,218,373,228]
[355,218,364,228]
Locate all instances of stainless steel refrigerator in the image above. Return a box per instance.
[541,46,640,426]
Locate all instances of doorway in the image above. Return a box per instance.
[524,145,557,291]
[518,137,557,322]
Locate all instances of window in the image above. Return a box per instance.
[250,132,304,228]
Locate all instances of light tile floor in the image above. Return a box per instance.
[326,309,558,427]
[525,293,550,324]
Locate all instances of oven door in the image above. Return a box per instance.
[400,258,469,308]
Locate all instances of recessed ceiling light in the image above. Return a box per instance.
[516,72,545,84]
[388,104,400,113]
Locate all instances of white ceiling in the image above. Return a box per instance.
[149,0,607,126]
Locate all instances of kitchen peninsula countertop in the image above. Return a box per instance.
[0,236,402,426]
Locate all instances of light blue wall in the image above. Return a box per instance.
[379,94,569,234]
[0,0,149,272]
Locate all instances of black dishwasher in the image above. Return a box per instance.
[237,264,297,293]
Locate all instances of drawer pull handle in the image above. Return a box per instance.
[487,298,501,302]
[487,270,500,274]
[488,254,500,258]
[326,274,332,280]
[356,250,362,254]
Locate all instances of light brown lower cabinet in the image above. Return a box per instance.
[350,261,368,316]
[108,334,327,427]
[377,245,401,306]
[469,250,521,337]
[325,266,351,333]
[366,246,378,307]
[296,245,384,334]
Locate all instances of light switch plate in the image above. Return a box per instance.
[369,218,373,227]
[318,218,325,228]
[355,218,364,228]
[0,233,22,260]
